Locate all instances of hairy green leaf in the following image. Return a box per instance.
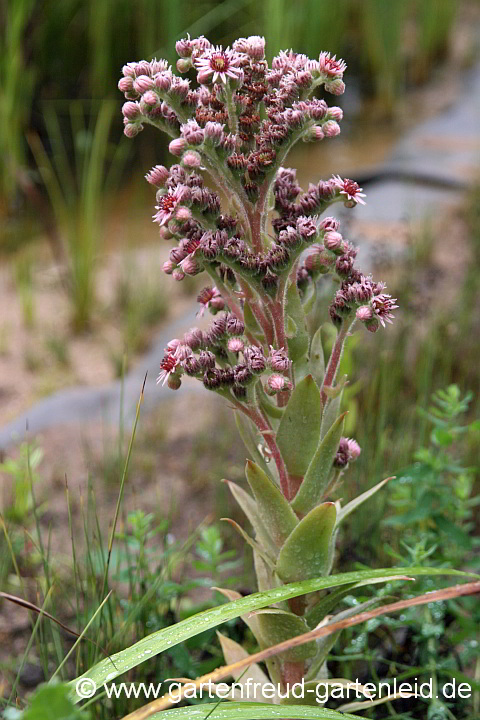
[224,479,279,559]
[291,413,346,514]
[276,503,337,583]
[254,609,317,661]
[285,280,309,362]
[246,460,298,546]
[309,326,325,386]
[276,375,322,477]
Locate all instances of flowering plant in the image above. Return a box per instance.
[117,34,400,705]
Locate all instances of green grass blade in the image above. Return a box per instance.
[148,703,361,719]
[70,566,475,699]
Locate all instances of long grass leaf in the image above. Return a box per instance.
[70,567,474,698]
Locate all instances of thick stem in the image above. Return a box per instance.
[225,84,239,135]
[282,660,306,690]
[321,318,354,406]
[234,401,290,498]
[238,279,274,345]
[246,181,269,253]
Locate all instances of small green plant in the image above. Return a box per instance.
[0,440,44,524]
[334,386,479,719]
[0,0,36,204]
[45,333,70,367]
[14,250,36,329]
[115,260,168,357]
[28,101,128,332]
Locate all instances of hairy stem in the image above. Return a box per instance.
[234,401,290,498]
[321,317,354,406]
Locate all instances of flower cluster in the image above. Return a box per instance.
[119,34,397,472]
[156,305,291,400]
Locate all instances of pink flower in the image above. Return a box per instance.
[346,438,361,459]
[332,175,366,206]
[195,46,244,84]
[157,353,180,386]
[227,337,244,353]
[371,293,398,327]
[318,52,347,78]
[196,286,223,316]
[153,187,188,226]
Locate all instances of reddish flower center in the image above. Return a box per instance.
[197,287,215,305]
[210,53,229,72]
[343,179,360,196]
[160,355,177,372]
[185,238,200,254]
[326,58,342,73]
[161,194,177,212]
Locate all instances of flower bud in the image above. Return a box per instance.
[122,101,141,120]
[365,317,380,333]
[328,106,343,121]
[324,231,343,251]
[204,121,225,145]
[133,75,154,94]
[124,123,142,138]
[356,305,373,321]
[182,150,202,168]
[142,90,158,106]
[176,37,193,57]
[163,260,175,274]
[155,72,172,92]
[172,268,185,281]
[183,356,201,375]
[118,76,134,93]
[145,164,170,186]
[322,120,341,137]
[174,206,192,222]
[176,58,192,73]
[184,327,203,350]
[167,374,182,390]
[325,78,346,95]
[159,226,173,240]
[209,295,225,311]
[197,68,213,85]
[122,63,136,78]
[181,256,201,276]
[319,216,339,232]
[266,374,292,394]
[169,138,187,156]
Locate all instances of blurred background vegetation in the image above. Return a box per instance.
[0,0,472,212]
